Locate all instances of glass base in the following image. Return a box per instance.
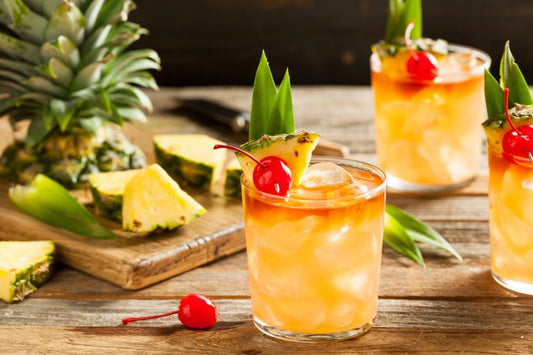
[387,175,475,193]
[253,316,373,343]
[492,271,533,295]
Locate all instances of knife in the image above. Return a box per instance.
[176,98,350,157]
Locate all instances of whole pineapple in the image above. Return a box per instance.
[0,0,160,188]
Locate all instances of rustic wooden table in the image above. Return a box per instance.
[1,87,532,354]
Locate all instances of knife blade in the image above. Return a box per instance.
[176,98,350,157]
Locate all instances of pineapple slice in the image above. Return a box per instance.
[88,169,142,222]
[0,241,54,303]
[123,165,206,233]
[153,135,227,190]
[224,157,243,197]
[483,106,533,156]
[237,131,320,187]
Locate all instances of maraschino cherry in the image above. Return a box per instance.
[501,88,533,166]
[214,144,292,196]
[122,294,217,329]
[405,20,438,81]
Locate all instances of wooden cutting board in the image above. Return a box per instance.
[0,181,244,290]
[0,119,246,290]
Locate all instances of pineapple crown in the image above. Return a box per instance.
[0,0,161,147]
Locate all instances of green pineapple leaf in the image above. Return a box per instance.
[499,41,533,106]
[484,69,504,119]
[9,174,118,239]
[267,69,294,136]
[26,116,56,148]
[383,211,425,267]
[2,0,47,43]
[249,51,278,140]
[384,0,422,43]
[386,204,462,261]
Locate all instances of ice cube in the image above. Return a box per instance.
[301,162,357,188]
[333,267,377,302]
[255,215,326,255]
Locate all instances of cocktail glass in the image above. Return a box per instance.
[241,157,386,342]
[370,45,490,192]
[488,147,533,294]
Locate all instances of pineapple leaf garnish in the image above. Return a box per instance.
[9,174,118,239]
[384,0,422,43]
[484,41,533,124]
[249,51,294,141]
[484,69,505,119]
[500,41,533,106]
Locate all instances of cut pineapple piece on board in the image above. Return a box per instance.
[88,169,142,222]
[223,157,243,197]
[0,241,54,303]
[210,156,243,197]
[153,135,227,190]
[237,131,320,188]
[123,164,206,233]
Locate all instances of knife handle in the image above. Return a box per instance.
[314,139,350,157]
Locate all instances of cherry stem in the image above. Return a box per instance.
[122,310,178,324]
[504,88,520,133]
[213,144,266,168]
[405,20,418,61]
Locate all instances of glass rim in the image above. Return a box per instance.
[371,43,491,77]
[241,157,387,205]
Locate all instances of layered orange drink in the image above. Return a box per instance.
[242,156,386,341]
[371,45,490,191]
[483,43,533,294]
[371,1,490,191]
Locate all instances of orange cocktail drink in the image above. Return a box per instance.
[488,148,533,294]
[242,157,386,342]
[371,45,490,191]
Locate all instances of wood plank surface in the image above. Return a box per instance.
[1,87,527,354]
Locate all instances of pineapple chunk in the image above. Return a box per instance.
[224,157,243,197]
[153,135,227,190]
[88,169,142,222]
[123,164,206,232]
[237,131,320,187]
[0,241,54,303]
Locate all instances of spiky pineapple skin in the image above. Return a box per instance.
[0,241,54,303]
[88,169,141,222]
[1,126,145,188]
[224,163,243,197]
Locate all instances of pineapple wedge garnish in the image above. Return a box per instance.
[237,131,320,188]
[123,165,206,233]
[0,241,54,303]
[153,135,227,190]
[88,169,142,222]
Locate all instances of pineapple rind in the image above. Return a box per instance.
[224,159,243,197]
[88,169,141,222]
[0,126,146,188]
[122,164,206,233]
[237,130,320,188]
[0,241,54,303]
[153,135,227,190]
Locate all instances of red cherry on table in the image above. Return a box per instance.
[404,20,438,81]
[178,294,218,329]
[214,144,292,196]
[121,294,218,329]
[501,88,533,166]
